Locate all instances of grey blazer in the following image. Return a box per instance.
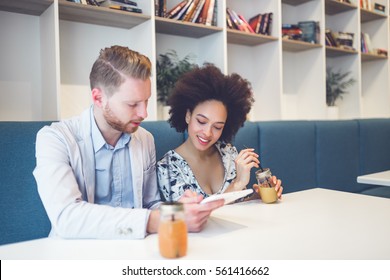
[33,108,161,239]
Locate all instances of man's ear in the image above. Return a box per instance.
[91,88,104,107]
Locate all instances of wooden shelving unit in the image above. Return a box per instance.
[0,0,389,121]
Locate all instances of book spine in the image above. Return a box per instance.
[211,0,217,26]
[238,14,254,33]
[182,0,199,21]
[113,0,137,6]
[173,0,193,20]
[109,5,142,13]
[166,0,188,19]
[205,0,215,26]
[197,0,210,24]
[190,0,205,23]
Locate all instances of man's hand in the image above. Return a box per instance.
[179,190,224,232]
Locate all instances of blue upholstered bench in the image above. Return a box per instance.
[1,118,390,246]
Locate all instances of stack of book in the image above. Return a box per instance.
[248,13,273,36]
[225,9,273,36]
[361,32,387,56]
[66,0,143,13]
[282,21,320,44]
[156,0,217,26]
[282,24,302,41]
[326,29,355,50]
[361,32,374,53]
[226,8,252,33]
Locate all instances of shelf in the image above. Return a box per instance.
[0,0,53,16]
[361,53,388,62]
[282,39,322,52]
[325,0,357,15]
[282,0,314,6]
[360,8,387,23]
[227,29,278,46]
[155,17,222,38]
[326,46,358,57]
[59,1,150,29]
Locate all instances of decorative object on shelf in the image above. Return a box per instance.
[156,50,197,118]
[326,67,356,107]
[374,3,386,14]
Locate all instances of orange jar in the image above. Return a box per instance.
[158,202,187,258]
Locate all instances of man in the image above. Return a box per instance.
[33,45,223,239]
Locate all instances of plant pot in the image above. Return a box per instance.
[162,105,170,120]
[327,106,339,120]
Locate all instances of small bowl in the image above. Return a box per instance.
[258,186,278,203]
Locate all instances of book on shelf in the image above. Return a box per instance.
[325,29,338,47]
[204,0,215,26]
[190,0,206,23]
[249,14,262,34]
[173,0,193,20]
[238,14,254,33]
[99,0,142,13]
[361,32,374,53]
[110,0,137,5]
[165,0,188,18]
[298,21,320,44]
[360,0,373,10]
[197,0,211,24]
[211,0,217,26]
[159,0,167,17]
[248,13,272,35]
[336,32,354,49]
[155,0,215,25]
[108,5,142,13]
[282,24,302,40]
[72,0,140,7]
[226,8,254,33]
[182,0,200,22]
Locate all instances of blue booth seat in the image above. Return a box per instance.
[1,118,390,245]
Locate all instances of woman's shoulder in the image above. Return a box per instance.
[157,150,184,166]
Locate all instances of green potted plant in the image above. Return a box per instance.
[326,67,356,107]
[156,50,197,108]
[326,67,356,119]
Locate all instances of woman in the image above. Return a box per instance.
[157,64,283,202]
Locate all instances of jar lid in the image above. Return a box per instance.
[255,168,271,178]
[160,201,184,215]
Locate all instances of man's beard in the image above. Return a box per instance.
[103,103,142,134]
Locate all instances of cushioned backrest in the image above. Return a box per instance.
[141,121,185,161]
[257,121,317,193]
[316,120,361,193]
[0,122,51,245]
[232,121,260,186]
[358,118,390,186]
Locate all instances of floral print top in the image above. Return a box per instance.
[157,142,238,201]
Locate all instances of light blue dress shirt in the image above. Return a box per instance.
[91,111,134,208]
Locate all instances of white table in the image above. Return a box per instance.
[1,188,390,260]
[357,170,390,186]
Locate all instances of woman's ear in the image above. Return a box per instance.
[185,110,191,124]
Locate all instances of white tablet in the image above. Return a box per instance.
[200,189,254,205]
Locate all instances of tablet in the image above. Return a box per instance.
[200,189,254,205]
